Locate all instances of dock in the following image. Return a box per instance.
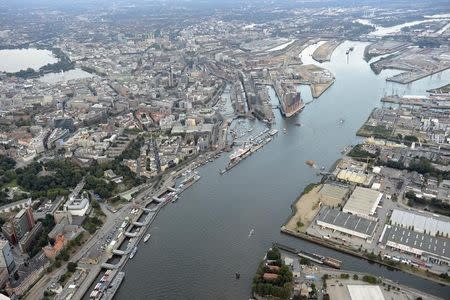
[101,271,125,300]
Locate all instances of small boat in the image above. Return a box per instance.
[144,233,151,243]
[339,118,345,124]
[295,122,302,126]
[283,128,287,134]
[129,246,137,259]
[235,272,240,279]
[248,228,255,237]
[171,195,179,203]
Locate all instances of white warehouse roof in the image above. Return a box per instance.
[390,209,450,237]
[343,187,382,218]
[347,285,385,300]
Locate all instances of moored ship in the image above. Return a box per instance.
[144,233,151,243]
[129,246,137,259]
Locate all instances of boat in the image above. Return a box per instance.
[235,272,240,279]
[129,246,137,259]
[349,46,354,52]
[283,128,287,133]
[346,49,350,55]
[269,129,278,136]
[295,122,302,126]
[171,194,179,203]
[248,228,255,237]
[323,257,342,269]
[144,233,151,243]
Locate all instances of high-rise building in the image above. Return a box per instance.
[13,207,35,240]
[0,240,15,273]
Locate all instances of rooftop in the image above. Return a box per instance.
[347,285,385,300]
[316,206,377,238]
[390,209,450,237]
[343,187,382,218]
[381,225,450,262]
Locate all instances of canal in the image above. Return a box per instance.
[115,41,450,299]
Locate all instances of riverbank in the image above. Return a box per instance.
[284,184,343,233]
[312,40,341,63]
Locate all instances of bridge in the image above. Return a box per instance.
[139,206,155,213]
[101,263,119,270]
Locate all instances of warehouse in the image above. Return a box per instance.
[343,187,382,220]
[315,207,378,240]
[390,209,450,238]
[380,224,450,265]
[347,285,385,300]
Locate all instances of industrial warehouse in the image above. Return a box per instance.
[342,187,383,220]
[379,225,450,265]
[389,209,450,238]
[314,206,378,240]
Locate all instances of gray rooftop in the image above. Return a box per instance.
[316,206,377,237]
[381,225,450,261]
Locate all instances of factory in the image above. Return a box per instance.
[342,187,382,220]
[315,206,378,240]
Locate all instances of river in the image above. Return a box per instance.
[115,41,450,299]
[354,18,450,36]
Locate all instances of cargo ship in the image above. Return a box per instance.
[144,233,151,243]
[129,246,137,259]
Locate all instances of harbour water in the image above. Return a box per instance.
[0,48,58,73]
[115,41,450,299]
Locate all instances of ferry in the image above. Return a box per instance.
[144,233,151,243]
[129,246,137,259]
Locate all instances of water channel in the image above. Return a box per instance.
[114,41,450,299]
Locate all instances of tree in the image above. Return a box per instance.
[267,248,281,260]
[353,274,358,280]
[67,262,77,273]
